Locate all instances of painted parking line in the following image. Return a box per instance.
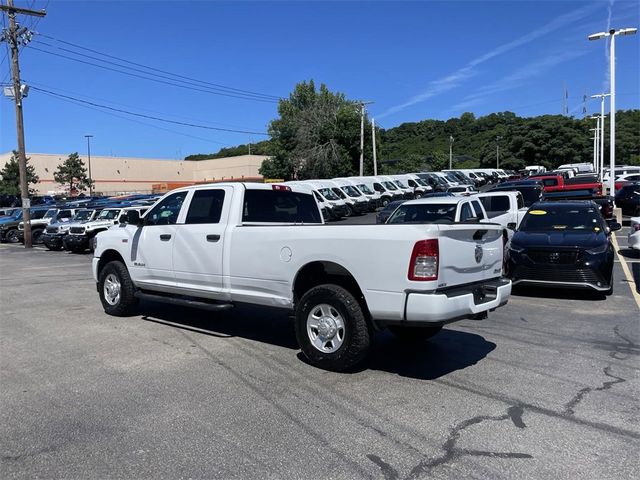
[611,234,640,310]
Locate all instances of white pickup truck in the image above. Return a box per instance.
[93,183,511,371]
[476,191,528,241]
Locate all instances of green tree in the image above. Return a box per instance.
[0,150,39,195]
[54,152,93,195]
[260,80,375,180]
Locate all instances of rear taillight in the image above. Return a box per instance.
[408,239,439,281]
[634,224,640,232]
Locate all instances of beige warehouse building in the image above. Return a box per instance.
[0,152,269,195]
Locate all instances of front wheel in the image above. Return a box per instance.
[32,228,44,245]
[344,205,354,217]
[295,284,371,371]
[5,229,19,243]
[98,261,138,316]
[389,325,443,341]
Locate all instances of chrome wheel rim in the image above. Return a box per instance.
[103,273,121,306]
[307,303,346,353]
[7,230,19,243]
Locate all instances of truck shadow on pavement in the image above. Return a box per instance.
[360,329,496,380]
[137,302,496,380]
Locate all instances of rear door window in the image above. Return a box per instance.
[243,189,321,223]
[460,202,474,221]
[185,189,226,224]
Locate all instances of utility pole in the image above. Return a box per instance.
[358,101,373,176]
[448,135,454,170]
[85,135,94,197]
[1,0,46,248]
[496,136,502,169]
[371,118,378,176]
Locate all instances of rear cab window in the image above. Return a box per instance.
[242,189,322,224]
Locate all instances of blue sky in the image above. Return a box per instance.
[1,0,638,159]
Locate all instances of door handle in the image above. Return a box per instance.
[160,234,172,241]
[206,234,221,242]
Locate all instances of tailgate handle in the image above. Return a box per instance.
[473,229,488,240]
[159,234,172,241]
[206,234,221,242]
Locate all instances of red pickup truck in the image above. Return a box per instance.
[533,174,602,195]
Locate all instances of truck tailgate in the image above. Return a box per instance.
[435,224,503,288]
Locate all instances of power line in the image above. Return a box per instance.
[36,32,282,101]
[27,45,280,104]
[23,79,263,131]
[30,85,270,136]
[31,39,277,102]
[36,88,230,146]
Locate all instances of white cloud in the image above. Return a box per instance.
[377,2,603,119]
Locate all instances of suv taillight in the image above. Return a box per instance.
[408,239,439,281]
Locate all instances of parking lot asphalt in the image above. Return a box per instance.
[1,218,638,479]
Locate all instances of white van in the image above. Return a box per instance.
[377,175,414,199]
[390,174,432,198]
[350,177,399,207]
[367,176,408,203]
[307,180,367,216]
[301,180,348,219]
[336,177,381,210]
[331,178,374,213]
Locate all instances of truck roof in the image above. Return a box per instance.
[402,196,466,207]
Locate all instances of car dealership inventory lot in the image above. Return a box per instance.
[1,224,638,480]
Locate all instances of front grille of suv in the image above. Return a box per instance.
[69,226,85,235]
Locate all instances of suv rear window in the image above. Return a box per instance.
[242,190,321,223]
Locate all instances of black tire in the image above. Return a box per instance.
[5,228,19,243]
[98,260,138,316]
[344,204,354,217]
[31,228,44,245]
[295,284,371,372]
[389,325,443,341]
[381,197,390,208]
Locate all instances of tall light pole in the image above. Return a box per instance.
[85,135,94,197]
[589,127,598,172]
[358,101,373,176]
[448,135,454,170]
[590,116,600,173]
[496,135,503,169]
[371,118,378,176]
[588,27,637,198]
[591,93,610,183]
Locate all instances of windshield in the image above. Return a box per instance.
[387,203,458,224]
[414,178,428,187]
[73,210,94,221]
[357,184,373,194]
[382,181,398,191]
[331,188,347,199]
[97,209,120,220]
[394,180,408,189]
[31,210,48,220]
[44,209,57,219]
[520,206,604,232]
[445,172,459,182]
[342,186,361,198]
[318,188,340,201]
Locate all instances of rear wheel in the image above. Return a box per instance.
[98,261,138,316]
[389,325,443,341]
[344,205,354,217]
[295,284,371,371]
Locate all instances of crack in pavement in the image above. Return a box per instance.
[611,325,639,360]
[563,366,627,416]
[368,405,531,480]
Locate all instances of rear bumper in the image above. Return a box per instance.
[403,277,511,324]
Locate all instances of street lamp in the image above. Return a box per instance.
[588,27,637,198]
[84,135,93,197]
[591,93,610,183]
[589,125,599,172]
[448,135,454,170]
[496,135,503,169]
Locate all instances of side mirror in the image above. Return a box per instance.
[609,222,622,232]
[126,210,143,226]
[507,222,517,231]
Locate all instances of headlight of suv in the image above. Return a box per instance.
[586,243,608,255]
[91,236,98,250]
